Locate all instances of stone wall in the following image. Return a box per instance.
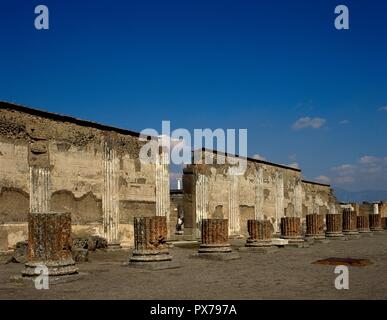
[0,102,170,251]
[183,150,338,238]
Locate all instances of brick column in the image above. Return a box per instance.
[382,217,387,230]
[369,214,384,232]
[199,219,231,253]
[22,212,78,276]
[246,220,273,247]
[357,215,371,233]
[325,214,344,238]
[305,214,325,239]
[129,216,171,263]
[342,209,359,235]
[280,217,303,243]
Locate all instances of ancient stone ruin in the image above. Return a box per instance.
[342,209,359,237]
[0,101,386,279]
[22,212,78,276]
[245,219,273,247]
[357,215,371,234]
[369,214,384,232]
[128,216,179,269]
[193,219,239,260]
[305,214,325,240]
[325,213,344,239]
[280,217,304,245]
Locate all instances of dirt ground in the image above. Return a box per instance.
[0,233,386,300]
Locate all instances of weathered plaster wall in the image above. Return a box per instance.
[0,104,165,251]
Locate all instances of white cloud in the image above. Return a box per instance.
[339,119,350,125]
[329,155,387,189]
[315,175,331,184]
[253,154,266,161]
[292,117,326,130]
[378,106,387,111]
[358,155,380,165]
[287,162,300,169]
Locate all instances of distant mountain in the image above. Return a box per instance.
[333,187,387,203]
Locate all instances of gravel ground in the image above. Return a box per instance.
[0,233,386,300]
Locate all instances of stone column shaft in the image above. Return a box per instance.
[294,179,303,217]
[29,166,50,213]
[326,214,343,237]
[102,141,120,246]
[357,215,371,233]
[369,214,383,231]
[280,217,302,240]
[275,173,284,233]
[246,219,273,247]
[156,148,170,220]
[195,173,208,237]
[130,216,171,262]
[229,174,240,235]
[254,168,264,220]
[305,214,325,239]
[342,209,358,235]
[23,212,77,276]
[199,219,231,253]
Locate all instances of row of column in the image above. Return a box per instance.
[194,170,338,236]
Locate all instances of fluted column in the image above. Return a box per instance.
[29,166,51,213]
[199,219,231,253]
[326,214,344,238]
[129,216,171,263]
[156,147,170,220]
[275,172,284,233]
[294,178,303,217]
[254,167,264,220]
[280,217,303,242]
[305,214,325,239]
[22,212,78,276]
[342,209,358,235]
[246,219,273,247]
[228,174,240,235]
[357,215,371,233]
[102,140,120,247]
[195,173,208,237]
[369,214,383,232]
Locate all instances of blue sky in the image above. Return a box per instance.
[0,0,386,192]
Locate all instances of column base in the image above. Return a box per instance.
[281,236,308,247]
[129,249,172,263]
[326,232,346,240]
[22,259,78,277]
[198,244,232,253]
[370,228,384,233]
[245,240,273,247]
